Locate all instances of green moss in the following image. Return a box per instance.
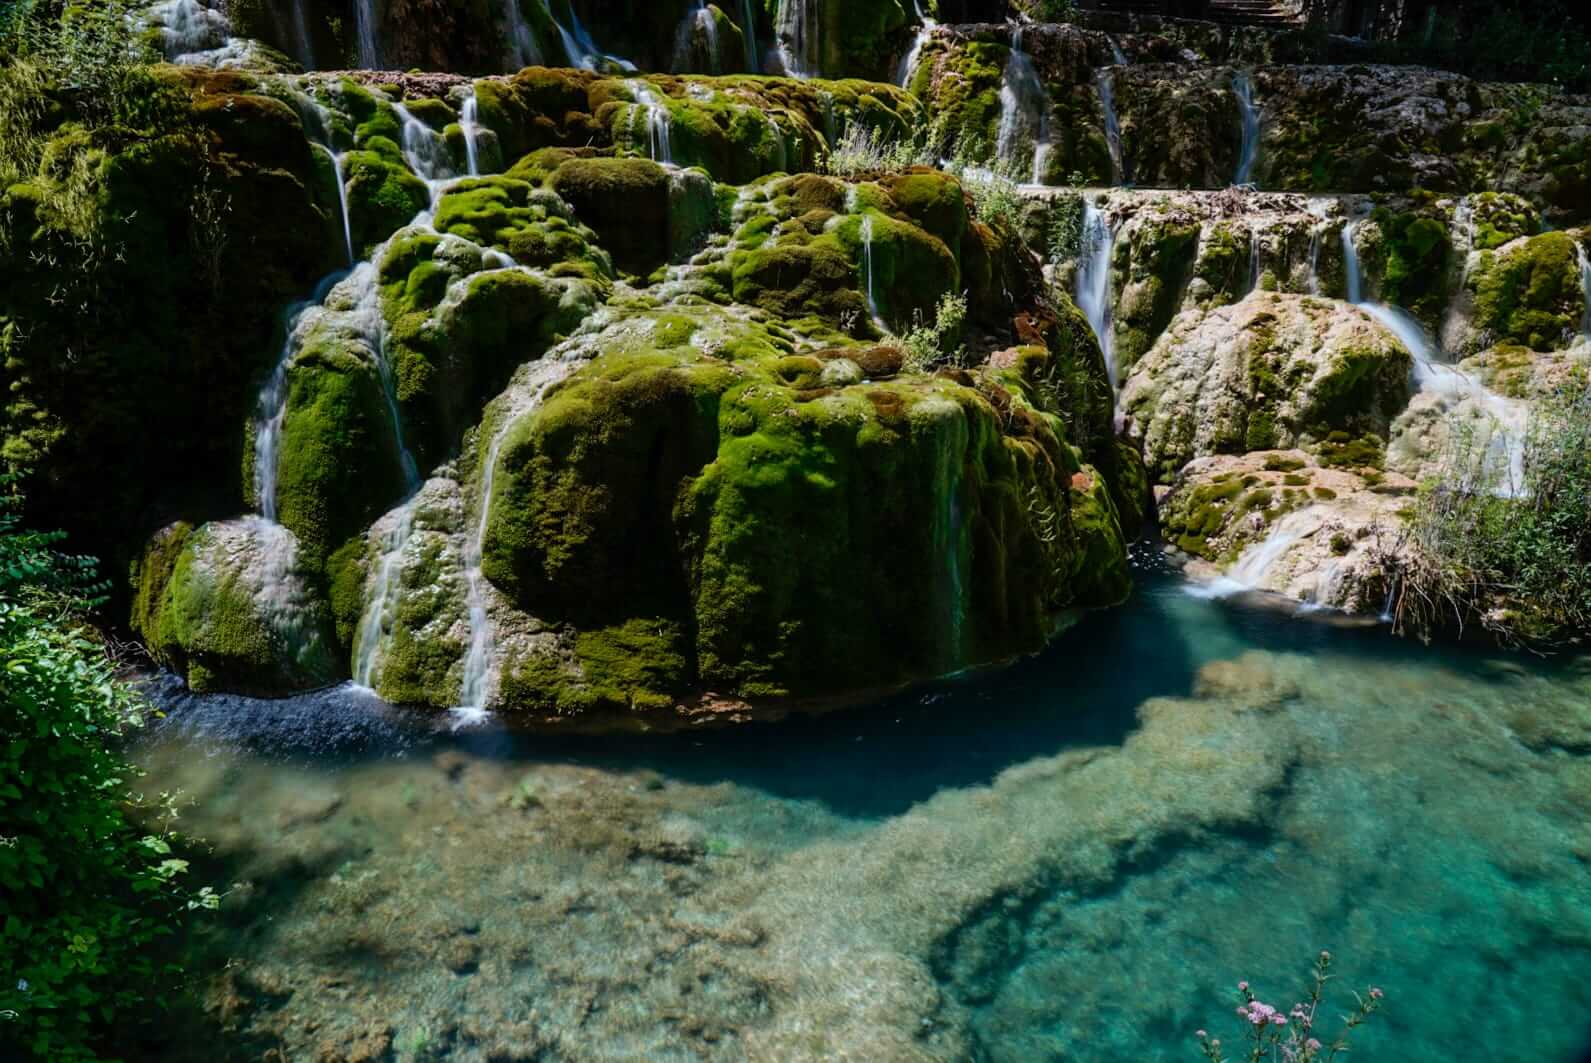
[1469,231,1582,350]
[1368,206,1451,326]
[549,156,672,275]
[1263,454,1307,472]
[341,149,428,257]
[1316,430,1386,470]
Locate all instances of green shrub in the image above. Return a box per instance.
[0,483,212,1060]
[896,291,969,373]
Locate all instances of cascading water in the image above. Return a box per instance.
[1108,35,1128,66]
[353,0,381,69]
[740,0,761,72]
[1247,224,1261,293]
[392,103,453,186]
[1232,72,1260,186]
[775,0,818,78]
[1342,221,1528,494]
[455,357,581,723]
[628,81,674,165]
[1577,241,1591,342]
[1306,224,1323,295]
[1188,507,1323,599]
[502,0,544,68]
[554,2,635,72]
[895,1,936,87]
[461,90,483,178]
[859,213,888,333]
[1076,202,1119,386]
[672,1,721,73]
[1097,70,1125,187]
[995,27,1052,185]
[319,145,356,266]
[285,0,315,69]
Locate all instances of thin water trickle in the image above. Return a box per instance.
[461,90,483,177]
[672,0,720,73]
[775,0,817,77]
[628,81,674,165]
[1097,70,1125,186]
[1232,72,1260,186]
[316,144,356,266]
[353,0,381,68]
[895,1,936,87]
[859,212,888,333]
[502,0,543,68]
[996,27,1052,184]
[1247,224,1261,293]
[1076,202,1118,387]
[740,0,761,72]
[1577,241,1591,342]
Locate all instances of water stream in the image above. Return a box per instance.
[1232,71,1260,186]
[995,26,1052,184]
[628,81,675,165]
[740,0,761,71]
[353,0,381,69]
[461,90,483,178]
[774,0,818,77]
[895,1,936,87]
[1578,240,1591,341]
[1097,69,1125,186]
[1076,201,1119,386]
[502,0,544,68]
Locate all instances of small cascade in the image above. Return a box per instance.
[1577,242,1591,342]
[628,81,674,165]
[553,2,635,72]
[285,0,315,69]
[461,90,483,178]
[1232,72,1260,186]
[1108,35,1128,66]
[673,1,721,73]
[353,0,381,69]
[351,500,417,689]
[1076,202,1119,386]
[456,358,581,723]
[317,145,356,266]
[895,1,936,87]
[740,0,761,72]
[1097,70,1125,187]
[391,103,452,187]
[775,0,819,78]
[859,212,888,333]
[1247,225,1261,293]
[1343,221,1528,494]
[1305,224,1323,295]
[995,27,1052,184]
[1187,507,1323,600]
[502,0,544,68]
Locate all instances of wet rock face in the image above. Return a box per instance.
[1122,291,1412,480]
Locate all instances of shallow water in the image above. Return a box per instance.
[132,547,1591,1061]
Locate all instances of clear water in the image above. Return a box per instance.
[132,549,1591,1060]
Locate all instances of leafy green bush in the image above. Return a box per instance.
[0,483,212,1060]
[1379,375,1591,647]
[896,291,969,373]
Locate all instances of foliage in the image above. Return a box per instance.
[0,481,212,1061]
[1195,951,1384,1063]
[1047,194,1084,264]
[942,136,1026,228]
[1378,375,1591,647]
[896,291,968,373]
[1027,0,1080,21]
[824,112,950,178]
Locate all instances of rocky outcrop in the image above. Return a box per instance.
[1122,291,1412,480]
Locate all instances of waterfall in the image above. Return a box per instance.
[353,0,381,69]
[391,102,452,186]
[739,0,761,72]
[1247,225,1261,293]
[1097,70,1125,187]
[1076,203,1118,387]
[1343,221,1528,495]
[859,212,888,333]
[628,81,674,165]
[995,27,1052,184]
[552,2,635,72]
[461,90,482,178]
[315,145,355,266]
[502,0,543,68]
[1187,508,1323,599]
[1108,35,1127,66]
[456,358,580,722]
[1574,239,1591,339]
[775,0,818,78]
[895,1,936,87]
[1232,72,1260,186]
[673,1,720,73]
[285,0,315,69]
[1306,224,1323,295]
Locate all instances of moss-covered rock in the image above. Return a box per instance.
[131,518,339,695]
[1112,215,1200,372]
[549,156,674,275]
[342,148,429,257]
[1467,230,1585,351]
[1122,292,1413,482]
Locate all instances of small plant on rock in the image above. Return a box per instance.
[1195,951,1384,1063]
[896,292,968,373]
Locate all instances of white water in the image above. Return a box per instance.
[316,144,356,266]
[673,0,721,73]
[859,213,888,333]
[147,0,265,68]
[1097,70,1125,187]
[1076,202,1118,387]
[1342,221,1528,495]
[1108,35,1128,66]
[456,358,580,722]
[503,0,544,68]
[996,27,1052,185]
[461,91,483,178]
[1247,224,1262,294]
[1306,224,1323,295]
[1185,507,1323,600]
[775,0,818,78]
[1578,242,1591,342]
[392,102,453,186]
[740,0,761,71]
[285,0,315,69]
[1232,72,1260,186]
[354,0,381,69]
[895,1,936,87]
[552,2,635,72]
[628,81,674,165]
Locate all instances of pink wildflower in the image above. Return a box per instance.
[1307,1039,1322,1051]
[1272,1015,1288,1026]
[1196,1030,1207,1039]
[1370,987,1384,999]
[1238,980,1250,991]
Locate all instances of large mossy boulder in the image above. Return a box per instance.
[1465,230,1586,352]
[548,156,673,275]
[130,518,339,695]
[469,307,1130,719]
[1122,291,1413,482]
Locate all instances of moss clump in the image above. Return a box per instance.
[549,156,672,275]
[1114,219,1200,371]
[341,149,429,257]
[1367,207,1450,326]
[1469,231,1582,350]
[1263,454,1307,472]
[1317,430,1386,470]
